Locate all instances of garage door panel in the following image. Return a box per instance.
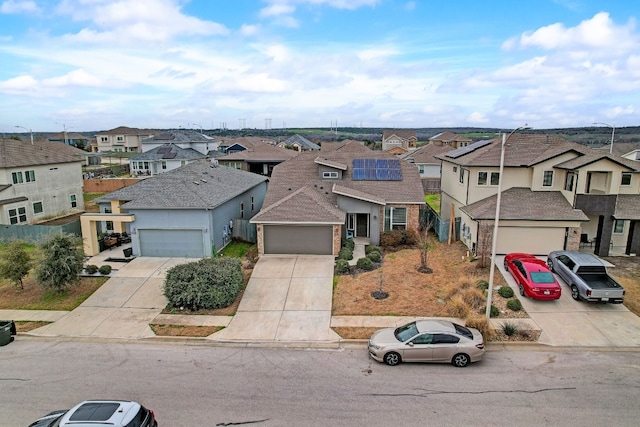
[497,227,564,255]
[264,225,332,255]
[139,229,205,257]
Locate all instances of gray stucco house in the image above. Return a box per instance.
[88,159,267,257]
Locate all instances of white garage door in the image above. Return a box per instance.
[264,225,333,255]
[139,229,205,257]
[497,227,565,255]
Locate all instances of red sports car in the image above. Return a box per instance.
[503,253,561,300]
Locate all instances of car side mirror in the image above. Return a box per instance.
[407,342,414,347]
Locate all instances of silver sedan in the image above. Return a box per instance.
[368,319,485,367]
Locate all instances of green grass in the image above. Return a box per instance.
[0,241,38,253]
[220,242,254,258]
[83,193,104,202]
[425,194,440,212]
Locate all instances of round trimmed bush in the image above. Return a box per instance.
[338,247,353,260]
[98,265,112,275]
[163,257,242,310]
[335,259,350,274]
[341,238,355,250]
[367,250,382,263]
[490,305,500,318]
[365,245,381,254]
[84,264,98,274]
[356,257,373,271]
[498,285,514,298]
[506,298,523,311]
[476,280,489,291]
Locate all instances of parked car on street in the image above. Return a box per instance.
[368,320,485,367]
[29,400,157,427]
[504,253,561,300]
[547,250,625,303]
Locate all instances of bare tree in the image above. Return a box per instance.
[476,222,493,268]
[416,217,435,273]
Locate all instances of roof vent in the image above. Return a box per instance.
[193,181,200,185]
[201,179,207,183]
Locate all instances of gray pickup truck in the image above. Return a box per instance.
[547,250,625,303]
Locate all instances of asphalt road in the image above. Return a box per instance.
[1,340,639,427]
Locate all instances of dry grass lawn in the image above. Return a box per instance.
[0,276,108,310]
[150,324,222,337]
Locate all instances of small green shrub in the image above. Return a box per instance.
[501,321,519,336]
[498,286,514,298]
[507,298,522,311]
[490,305,500,318]
[84,264,99,274]
[338,247,354,260]
[356,257,373,271]
[164,257,242,310]
[341,238,355,250]
[365,245,381,254]
[335,259,350,274]
[367,250,382,263]
[476,280,489,291]
[98,265,112,275]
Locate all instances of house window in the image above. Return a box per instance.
[161,161,167,170]
[453,166,457,173]
[565,172,576,191]
[33,202,43,215]
[490,172,500,185]
[100,136,108,142]
[477,172,487,186]
[12,172,23,184]
[459,167,464,184]
[621,173,632,186]
[8,207,27,224]
[240,202,244,219]
[25,170,36,182]
[322,171,338,179]
[181,161,186,166]
[70,194,77,208]
[614,220,624,234]
[418,165,425,174]
[384,207,407,231]
[116,136,124,142]
[542,171,553,187]
[251,196,254,212]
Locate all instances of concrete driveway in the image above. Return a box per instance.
[212,255,340,343]
[497,256,640,347]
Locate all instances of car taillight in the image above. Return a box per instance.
[476,343,484,349]
[623,290,626,296]
[587,289,591,297]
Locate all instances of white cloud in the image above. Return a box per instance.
[0,0,39,14]
[239,24,260,36]
[259,3,296,17]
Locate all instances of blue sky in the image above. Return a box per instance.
[1,0,639,132]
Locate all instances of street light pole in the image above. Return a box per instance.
[15,125,33,145]
[592,122,615,154]
[485,125,530,321]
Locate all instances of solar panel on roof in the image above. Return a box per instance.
[365,158,376,168]
[446,139,492,159]
[353,159,365,168]
[163,152,177,159]
[376,159,389,169]
[388,159,401,169]
[351,158,404,181]
[157,146,170,154]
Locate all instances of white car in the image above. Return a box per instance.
[368,320,485,367]
[29,400,157,427]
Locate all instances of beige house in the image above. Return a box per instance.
[429,131,472,148]
[437,134,640,256]
[95,126,158,153]
[382,129,417,153]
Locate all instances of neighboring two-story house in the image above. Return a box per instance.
[277,134,320,151]
[436,134,640,257]
[217,142,298,176]
[48,131,90,149]
[95,126,158,153]
[401,144,455,193]
[0,138,85,225]
[382,129,417,154]
[130,130,218,176]
[250,141,425,256]
[429,131,472,148]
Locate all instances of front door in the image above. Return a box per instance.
[356,213,369,237]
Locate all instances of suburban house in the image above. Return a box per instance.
[250,141,425,256]
[95,126,158,153]
[277,134,320,151]
[48,131,90,149]
[429,131,472,148]
[81,159,268,257]
[216,143,298,176]
[436,134,640,257]
[382,129,417,154]
[400,143,455,193]
[217,137,277,154]
[131,130,219,176]
[0,138,85,225]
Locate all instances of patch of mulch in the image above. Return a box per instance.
[490,290,530,319]
[150,324,222,337]
[15,321,51,332]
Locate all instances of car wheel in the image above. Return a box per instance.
[571,285,580,301]
[384,352,401,366]
[519,284,525,297]
[452,353,470,367]
[546,258,554,272]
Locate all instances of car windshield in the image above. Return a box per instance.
[394,322,419,342]
[530,272,556,284]
[453,323,473,340]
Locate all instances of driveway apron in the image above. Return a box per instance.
[212,255,341,343]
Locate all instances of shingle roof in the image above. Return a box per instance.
[553,151,639,171]
[281,134,320,150]
[218,143,297,162]
[613,195,640,220]
[97,126,158,136]
[0,138,85,168]
[140,130,215,144]
[131,144,205,161]
[253,147,424,223]
[429,131,471,143]
[95,159,267,209]
[382,129,416,140]
[401,144,454,164]
[250,186,344,223]
[320,140,370,153]
[461,187,588,221]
